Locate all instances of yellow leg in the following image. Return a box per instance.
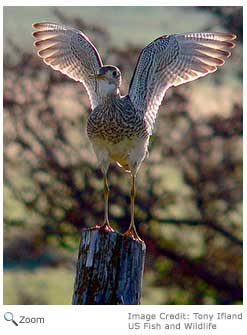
[123,174,143,242]
[101,173,114,232]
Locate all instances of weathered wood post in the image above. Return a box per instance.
[72,226,146,304]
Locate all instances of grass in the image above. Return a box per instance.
[4,266,218,305]
[3,267,173,305]
[4,268,75,305]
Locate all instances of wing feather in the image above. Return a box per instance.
[128,32,236,131]
[32,22,103,109]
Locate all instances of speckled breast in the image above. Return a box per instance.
[87,95,149,144]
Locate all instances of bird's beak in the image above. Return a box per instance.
[89,73,106,80]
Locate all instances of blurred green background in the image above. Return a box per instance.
[3,6,243,304]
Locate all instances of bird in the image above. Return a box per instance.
[32,22,236,242]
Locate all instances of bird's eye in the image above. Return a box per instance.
[112,70,117,77]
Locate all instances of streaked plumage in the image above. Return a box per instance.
[33,22,236,241]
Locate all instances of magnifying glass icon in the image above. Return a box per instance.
[4,312,18,326]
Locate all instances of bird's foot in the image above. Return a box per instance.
[123,225,144,243]
[100,221,115,233]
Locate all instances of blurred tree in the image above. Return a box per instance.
[3,8,242,304]
[198,6,243,42]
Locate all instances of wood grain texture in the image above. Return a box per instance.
[72,227,146,305]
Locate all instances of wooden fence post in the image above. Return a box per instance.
[72,226,146,304]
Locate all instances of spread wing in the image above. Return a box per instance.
[32,22,103,109]
[128,32,236,129]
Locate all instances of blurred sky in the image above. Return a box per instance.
[4,6,223,55]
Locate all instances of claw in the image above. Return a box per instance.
[123,225,143,243]
[100,221,114,232]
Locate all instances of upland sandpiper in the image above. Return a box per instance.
[33,22,236,241]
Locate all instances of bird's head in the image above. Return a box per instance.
[91,65,122,97]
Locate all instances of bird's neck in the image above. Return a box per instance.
[97,81,120,99]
